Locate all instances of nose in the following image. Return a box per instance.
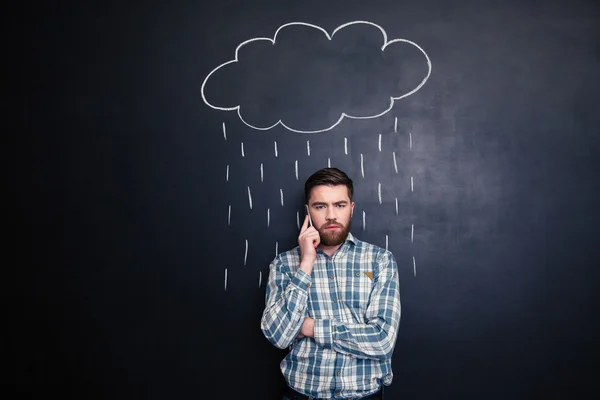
[326,206,336,221]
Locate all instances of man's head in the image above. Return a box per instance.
[304,168,355,247]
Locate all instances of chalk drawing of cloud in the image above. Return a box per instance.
[201,21,432,133]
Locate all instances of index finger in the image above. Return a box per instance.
[300,214,309,233]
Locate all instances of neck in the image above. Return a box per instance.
[318,242,343,258]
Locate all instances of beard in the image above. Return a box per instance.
[318,219,352,246]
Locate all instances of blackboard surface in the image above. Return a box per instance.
[21,0,600,398]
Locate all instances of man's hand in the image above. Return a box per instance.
[298,215,320,275]
[296,316,315,339]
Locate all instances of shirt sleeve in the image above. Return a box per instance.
[313,250,401,360]
[260,253,312,349]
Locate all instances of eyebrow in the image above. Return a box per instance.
[311,201,349,206]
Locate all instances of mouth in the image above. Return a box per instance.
[324,225,341,230]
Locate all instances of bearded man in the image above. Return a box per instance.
[261,168,402,400]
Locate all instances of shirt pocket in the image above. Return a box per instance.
[344,272,373,319]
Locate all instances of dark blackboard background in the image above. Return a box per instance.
[19,0,600,398]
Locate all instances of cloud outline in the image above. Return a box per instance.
[201,20,433,133]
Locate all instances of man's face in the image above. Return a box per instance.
[307,185,355,247]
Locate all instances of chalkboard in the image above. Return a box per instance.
[21,0,600,398]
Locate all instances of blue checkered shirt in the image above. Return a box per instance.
[261,232,401,399]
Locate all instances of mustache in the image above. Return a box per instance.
[321,222,343,229]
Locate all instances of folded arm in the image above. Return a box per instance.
[260,255,312,349]
[312,251,401,360]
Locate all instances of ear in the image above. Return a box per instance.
[350,202,355,217]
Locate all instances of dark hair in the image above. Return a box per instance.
[304,168,354,205]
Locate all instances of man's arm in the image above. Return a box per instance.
[309,250,401,360]
[261,215,320,349]
[260,254,313,349]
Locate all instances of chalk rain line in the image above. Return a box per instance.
[344,137,348,155]
[295,160,298,180]
[328,157,331,168]
[274,141,278,157]
[394,117,398,133]
[307,141,310,156]
[224,269,228,291]
[260,163,263,182]
[241,142,245,157]
[362,211,366,230]
[244,239,248,266]
[226,165,229,181]
[378,183,382,204]
[247,187,253,209]
[280,189,284,206]
[378,134,382,152]
[223,122,227,140]
[393,152,398,173]
[267,208,270,227]
[360,154,364,178]
[259,271,262,288]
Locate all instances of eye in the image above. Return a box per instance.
[315,205,324,210]
[337,204,345,208]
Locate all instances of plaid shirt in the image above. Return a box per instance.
[261,232,401,399]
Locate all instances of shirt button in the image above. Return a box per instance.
[329,275,334,280]
[355,272,360,277]
[307,283,311,287]
[335,392,340,397]
[337,371,341,376]
[334,298,338,302]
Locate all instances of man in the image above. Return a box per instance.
[261,168,401,400]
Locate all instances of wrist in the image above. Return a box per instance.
[299,260,314,273]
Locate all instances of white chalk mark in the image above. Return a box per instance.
[274,141,278,157]
[260,163,264,182]
[413,256,417,277]
[378,183,382,204]
[259,271,262,288]
[307,141,310,156]
[411,176,414,192]
[361,154,364,178]
[267,208,270,227]
[385,234,388,251]
[244,239,248,266]
[228,205,231,225]
[393,152,398,174]
[275,242,279,256]
[280,189,284,206]
[411,224,414,243]
[226,165,229,181]
[247,187,253,209]
[409,133,412,150]
[344,138,348,155]
[395,198,398,215]
[296,211,300,229]
[363,211,366,230]
[201,21,433,134]
[378,134,382,152]
[241,142,245,157]
[328,157,331,168]
[295,160,298,180]
[224,269,227,291]
[222,122,227,140]
[394,117,398,133]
